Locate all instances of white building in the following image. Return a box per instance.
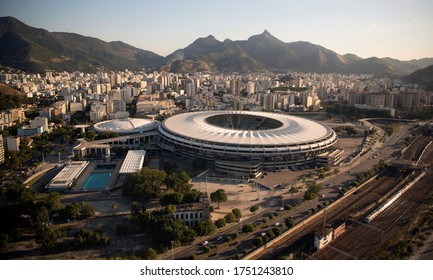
[47,161,89,192]
[6,136,20,152]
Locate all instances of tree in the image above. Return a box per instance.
[31,205,50,227]
[143,247,158,260]
[224,212,237,223]
[64,202,81,220]
[303,182,322,201]
[242,223,256,233]
[80,202,95,219]
[210,189,227,208]
[165,171,192,193]
[183,190,200,203]
[272,227,282,236]
[250,205,259,213]
[165,205,176,215]
[194,219,216,236]
[215,218,226,228]
[45,192,62,214]
[123,168,167,198]
[289,186,299,196]
[253,237,263,247]
[285,217,295,228]
[232,208,242,219]
[35,225,64,249]
[160,192,184,205]
[266,231,275,239]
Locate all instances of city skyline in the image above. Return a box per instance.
[1,0,433,61]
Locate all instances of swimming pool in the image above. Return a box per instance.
[81,172,112,190]
[95,164,117,170]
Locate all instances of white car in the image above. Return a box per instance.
[202,240,209,246]
[216,236,223,241]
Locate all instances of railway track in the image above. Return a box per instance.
[313,135,433,259]
[314,171,433,259]
[400,135,432,161]
[256,168,414,259]
[257,134,433,259]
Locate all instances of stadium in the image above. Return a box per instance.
[158,111,338,177]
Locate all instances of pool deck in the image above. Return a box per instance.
[74,161,121,191]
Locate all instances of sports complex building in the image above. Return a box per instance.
[73,111,339,177]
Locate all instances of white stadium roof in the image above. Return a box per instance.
[94,118,158,134]
[161,111,333,146]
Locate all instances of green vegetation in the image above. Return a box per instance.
[74,227,110,249]
[215,218,226,228]
[210,189,227,208]
[143,247,158,260]
[129,205,197,248]
[253,237,264,247]
[250,205,259,213]
[351,160,387,187]
[324,101,392,119]
[232,208,242,219]
[285,217,295,228]
[242,223,256,233]
[303,182,322,201]
[0,83,34,111]
[194,219,216,236]
[123,168,167,198]
[224,212,237,223]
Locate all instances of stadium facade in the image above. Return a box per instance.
[158,111,338,177]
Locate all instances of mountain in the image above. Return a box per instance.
[380,57,433,75]
[0,82,31,110]
[1,17,432,76]
[162,30,432,75]
[404,64,433,90]
[343,53,363,63]
[343,57,399,76]
[0,17,164,72]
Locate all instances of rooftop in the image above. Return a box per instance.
[94,118,158,134]
[119,150,146,174]
[48,161,89,189]
[161,111,334,146]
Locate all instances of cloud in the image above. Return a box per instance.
[370,24,379,29]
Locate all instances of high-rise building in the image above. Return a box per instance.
[348,92,363,107]
[230,79,240,96]
[247,82,255,95]
[295,76,304,88]
[263,93,275,111]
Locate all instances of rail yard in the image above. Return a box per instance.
[251,133,433,260]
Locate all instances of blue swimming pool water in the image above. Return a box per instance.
[82,172,111,190]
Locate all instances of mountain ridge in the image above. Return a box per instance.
[0,17,432,76]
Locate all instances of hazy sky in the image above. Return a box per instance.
[1,0,433,60]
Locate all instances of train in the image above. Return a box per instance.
[363,172,426,223]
